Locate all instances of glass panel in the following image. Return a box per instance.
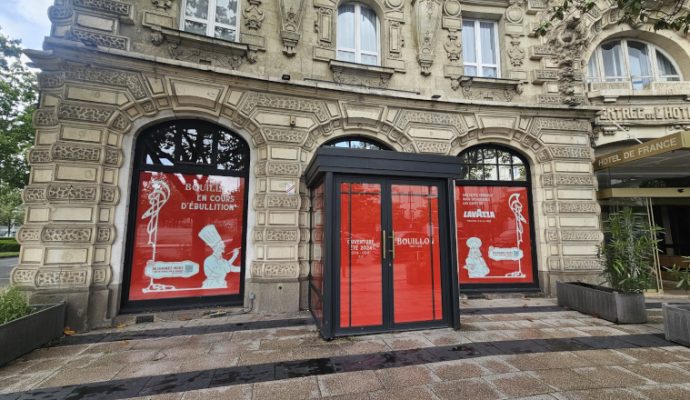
[468,166,483,180]
[464,66,477,76]
[601,41,624,80]
[587,56,599,81]
[512,155,523,165]
[456,186,534,284]
[498,151,512,164]
[216,132,246,171]
[129,172,245,300]
[498,165,512,181]
[337,51,356,63]
[462,20,476,63]
[656,50,679,77]
[185,0,209,19]
[360,6,378,53]
[482,148,497,164]
[340,182,383,328]
[179,128,213,164]
[337,4,355,51]
[184,20,207,36]
[483,165,498,180]
[513,166,527,181]
[482,67,497,78]
[627,41,652,90]
[311,183,325,299]
[392,185,442,323]
[479,22,496,64]
[214,26,235,41]
[215,0,237,26]
[361,54,378,65]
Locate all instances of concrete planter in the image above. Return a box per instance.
[663,303,690,347]
[0,302,65,366]
[556,282,647,324]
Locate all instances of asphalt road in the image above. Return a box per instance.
[0,257,17,287]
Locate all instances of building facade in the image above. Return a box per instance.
[15,0,687,330]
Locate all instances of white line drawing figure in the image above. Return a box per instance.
[198,224,241,289]
[464,237,490,278]
[484,192,527,278]
[141,178,199,293]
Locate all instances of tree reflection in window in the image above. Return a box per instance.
[323,136,389,150]
[140,120,248,172]
[459,146,527,182]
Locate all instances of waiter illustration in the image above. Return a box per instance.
[198,224,241,289]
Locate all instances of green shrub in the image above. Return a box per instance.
[0,286,33,325]
[0,238,19,252]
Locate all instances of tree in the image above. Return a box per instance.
[0,188,22,236]
[536,0,690,37]
[0,27,37,192]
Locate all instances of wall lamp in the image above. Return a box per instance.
[281,74,291,81]
[431,94,441,100]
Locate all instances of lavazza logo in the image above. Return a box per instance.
[463,208,496,219]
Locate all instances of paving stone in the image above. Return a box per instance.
[462,330,514,342]
[369,385,437,400]
[176,355,239,373]
[0,372,54,395]
[462,321,520,331]
[539,328,591,338]
[504,352,590,371]
[114,360,183,379]
[84,349,162,369]
[427,359,488,380]
[616,347,689,363]
[484,372,553,398]
[431,378,501,400]
[529,368,599,391]
[37,364,124,388]
[180,383,252,400]
[321,393,371,400]
[337,339,389,356]
[79,340,134,355]
[375,365,436,388]
[539,319,587,328]
[573,326,630,337]
[572,350,637,366]
[633,384,690,400]
[318,370,383,397]
[155,344,212,361]
[421,330,472,346]
[572,366,651,388]
[552,387,647,400]
[382,336,435,351]
[253,376,320,400]
[474,356,521,374]
[620,363,690,384]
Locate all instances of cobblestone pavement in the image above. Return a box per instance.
[1,298,689,399]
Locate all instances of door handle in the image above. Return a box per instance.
[389,230,395,260]
[382,230,386,259]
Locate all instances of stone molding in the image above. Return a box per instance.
[329,60,396,88]
[279,0,305,56]
[413,0,442,75]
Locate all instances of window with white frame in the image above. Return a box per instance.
[181,0,239,42]
[337,3,380,66]
[587,39,682,90]
[462,19,500,78]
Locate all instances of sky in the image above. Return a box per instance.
[0,0,54,50]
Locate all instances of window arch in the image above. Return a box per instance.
[458,145,528,182]
[337,3,380,65]
[323,136,390,150]
[587,39,681,90]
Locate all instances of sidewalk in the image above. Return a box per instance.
[1,297,689,399]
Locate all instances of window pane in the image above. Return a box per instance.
[337,50,356,62]
[360,6,378,53]
[185,0,209,19]
[656,50,679,77]
[587,56,599,81]
[464,66,477,76]
[601,41,624,79]
[483,165,498,180]
[462,21,476,63]
[361,54,377,65]
[498,151,512,164]
[482,67,497,78]
[184,20,207,35]
[337,4,355,50]
[513,166,527,181]
[468,166,483,180]
[627,41,652,89]
[214,27,235,41]
[215,0,238,26]
[482,149,497,164]
[498,165,512,181]
[479,22,496,64]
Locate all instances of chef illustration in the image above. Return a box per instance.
[198,224,241,289]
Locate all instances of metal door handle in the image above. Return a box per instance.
[382,230,386,259]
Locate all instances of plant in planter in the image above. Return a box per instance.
[0,286,65,366]
[557,207,660,324]
[663,261,690,346]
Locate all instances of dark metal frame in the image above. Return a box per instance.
[120,120,250,313]
[454,144,540,293]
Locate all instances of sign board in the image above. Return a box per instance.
[129,171,245,301]
[594,131,690,171]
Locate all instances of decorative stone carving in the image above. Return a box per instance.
[238,92,329,123]
[52,143,101,162]
[507,39,525,67]
[72,0,131,16]
[264,229,300,242]
[47,184,98,201]
[48,4,73,21]
[252,262,300,279]
[563,258,603,270]
[36,270,89,287]
[244,0,264,31]
[39,72,65,88]
[93,267,110,284]
[543,201,599,214]
[97,226,113,242]
[457,76,523,102]
[151,0,172,10]
[396,109,467,133]
[69,27,129,50]
[266,162,301,176]
[542,173,594,186]
[314,7,334,48]
[263,127,306,143]
[42,227,92,242]
[66,64,148,99]
[254,194,300,209]
[415,140,450,154]
[34,109,59,127]
[58,103,114,124]
[330,60,395,89]
[443,30,461,62]
[413,0,442,75]
[17,227,41,242]
[11,269,36,285]
[279,0,305,56]
[29,148,52,164]
[548,145,591,160]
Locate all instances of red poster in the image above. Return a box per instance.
[129,171,245,301]
[455,186,534,284]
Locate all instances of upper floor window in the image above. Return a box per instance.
[337,3,380,66]
[323,136,389,150]
[458,146,527,182]
[182,0,239,42]
[587,39,681,90]
[462,19,500,78]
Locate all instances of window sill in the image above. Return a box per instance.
[329,60,396,89]
[587,81,690,102]
[149,26,265,68]
[454,76,524,101]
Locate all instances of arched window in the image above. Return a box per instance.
[323,136,390,150]
[587,39,681,90]
[181,0,239,42]
[124,120,249,310]
[458,146,527,182]
[337,3,380,65]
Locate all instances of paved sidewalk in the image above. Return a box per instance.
[1,298,689,399]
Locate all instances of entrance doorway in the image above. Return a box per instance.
[336,177,447,334]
